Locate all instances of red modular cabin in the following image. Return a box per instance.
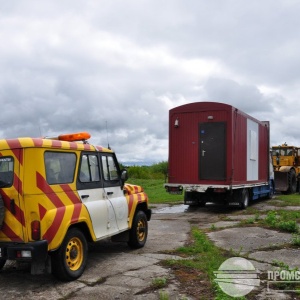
[165,102,273,207]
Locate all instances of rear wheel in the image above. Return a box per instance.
[51,228,88,281]
[128,211,148,249]
[198,201,206,207]
[0,259,6,270]
[240,189,249,209]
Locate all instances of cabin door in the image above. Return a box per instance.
[199,122,226,180]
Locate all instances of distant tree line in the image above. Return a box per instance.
[120,161,168,180]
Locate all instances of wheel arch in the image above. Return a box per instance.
[50,221,93,253]
[128,202,151,229]
[135,202,151,220]
[68,222,93,243]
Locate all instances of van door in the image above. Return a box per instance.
[199,122,226,180]
[101,154,128,232]
[0,150,24,242]
[76,153,117,238]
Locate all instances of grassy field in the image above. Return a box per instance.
[126,178,183,204]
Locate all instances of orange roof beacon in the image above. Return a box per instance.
[0,132,151,281]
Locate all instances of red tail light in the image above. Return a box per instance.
[31,220,41,240]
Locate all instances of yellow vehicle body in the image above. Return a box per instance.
[272,144,300,193]
[0,133,151,280]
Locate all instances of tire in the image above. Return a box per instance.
[0,194,5,229]
[198,201,206,207]
[128,210,148,249]
[288,169,297,194]
[239,189,249,209]
[0,259,6,270]
[51,228,88,281]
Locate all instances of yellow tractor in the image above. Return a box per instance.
[272,144,300,194]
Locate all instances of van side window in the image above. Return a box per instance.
[79,154,100,182]
[45,152,76,184]
[0,157,14,188]
[101,155,119,181]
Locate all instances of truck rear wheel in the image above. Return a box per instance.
[240,189,249,209]
[0,194,5,228]
[51,228,88,281]
[0,259,6,270]
[128,210,148,249]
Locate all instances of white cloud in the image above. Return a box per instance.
[0,0,300,164]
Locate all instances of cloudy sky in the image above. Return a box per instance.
[1,0,300,165]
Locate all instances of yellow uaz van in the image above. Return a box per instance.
[0,132,151,281]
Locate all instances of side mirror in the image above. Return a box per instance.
[121,169,128,182]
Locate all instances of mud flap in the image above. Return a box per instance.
[274,171,289,192]
[31,256,51,275]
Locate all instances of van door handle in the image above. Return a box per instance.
[107,192,113,195]
[81,195,89,199]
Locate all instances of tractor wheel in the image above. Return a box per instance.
[128,210,148,249]
[51,228,88,281]
[287,169,297,194]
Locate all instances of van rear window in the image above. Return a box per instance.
[0,157,14,188]
[45,152,76,184]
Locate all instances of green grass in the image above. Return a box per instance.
[165,228,246,300]
[262,210,300,233]
[270,193,300,206]
[126,178,183,204]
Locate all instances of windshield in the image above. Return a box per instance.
[272,148,295,156]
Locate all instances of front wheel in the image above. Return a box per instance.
[128,211,148,249]
[51,228,88,281]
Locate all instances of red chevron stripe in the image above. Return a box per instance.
[60,185,82,222]
[6,139,22,149]
[69,142,79,150]
[0,222,23,242]
[42,207,65,243]
[128,194,134,215]
[0,190,25,227]
[13,173,23,198]
[32,138,43,147]
[137,192,142,203]
[51,140,63,148]
[5,141,23,166]
[83,144,93,150]
[36,173,66,244]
